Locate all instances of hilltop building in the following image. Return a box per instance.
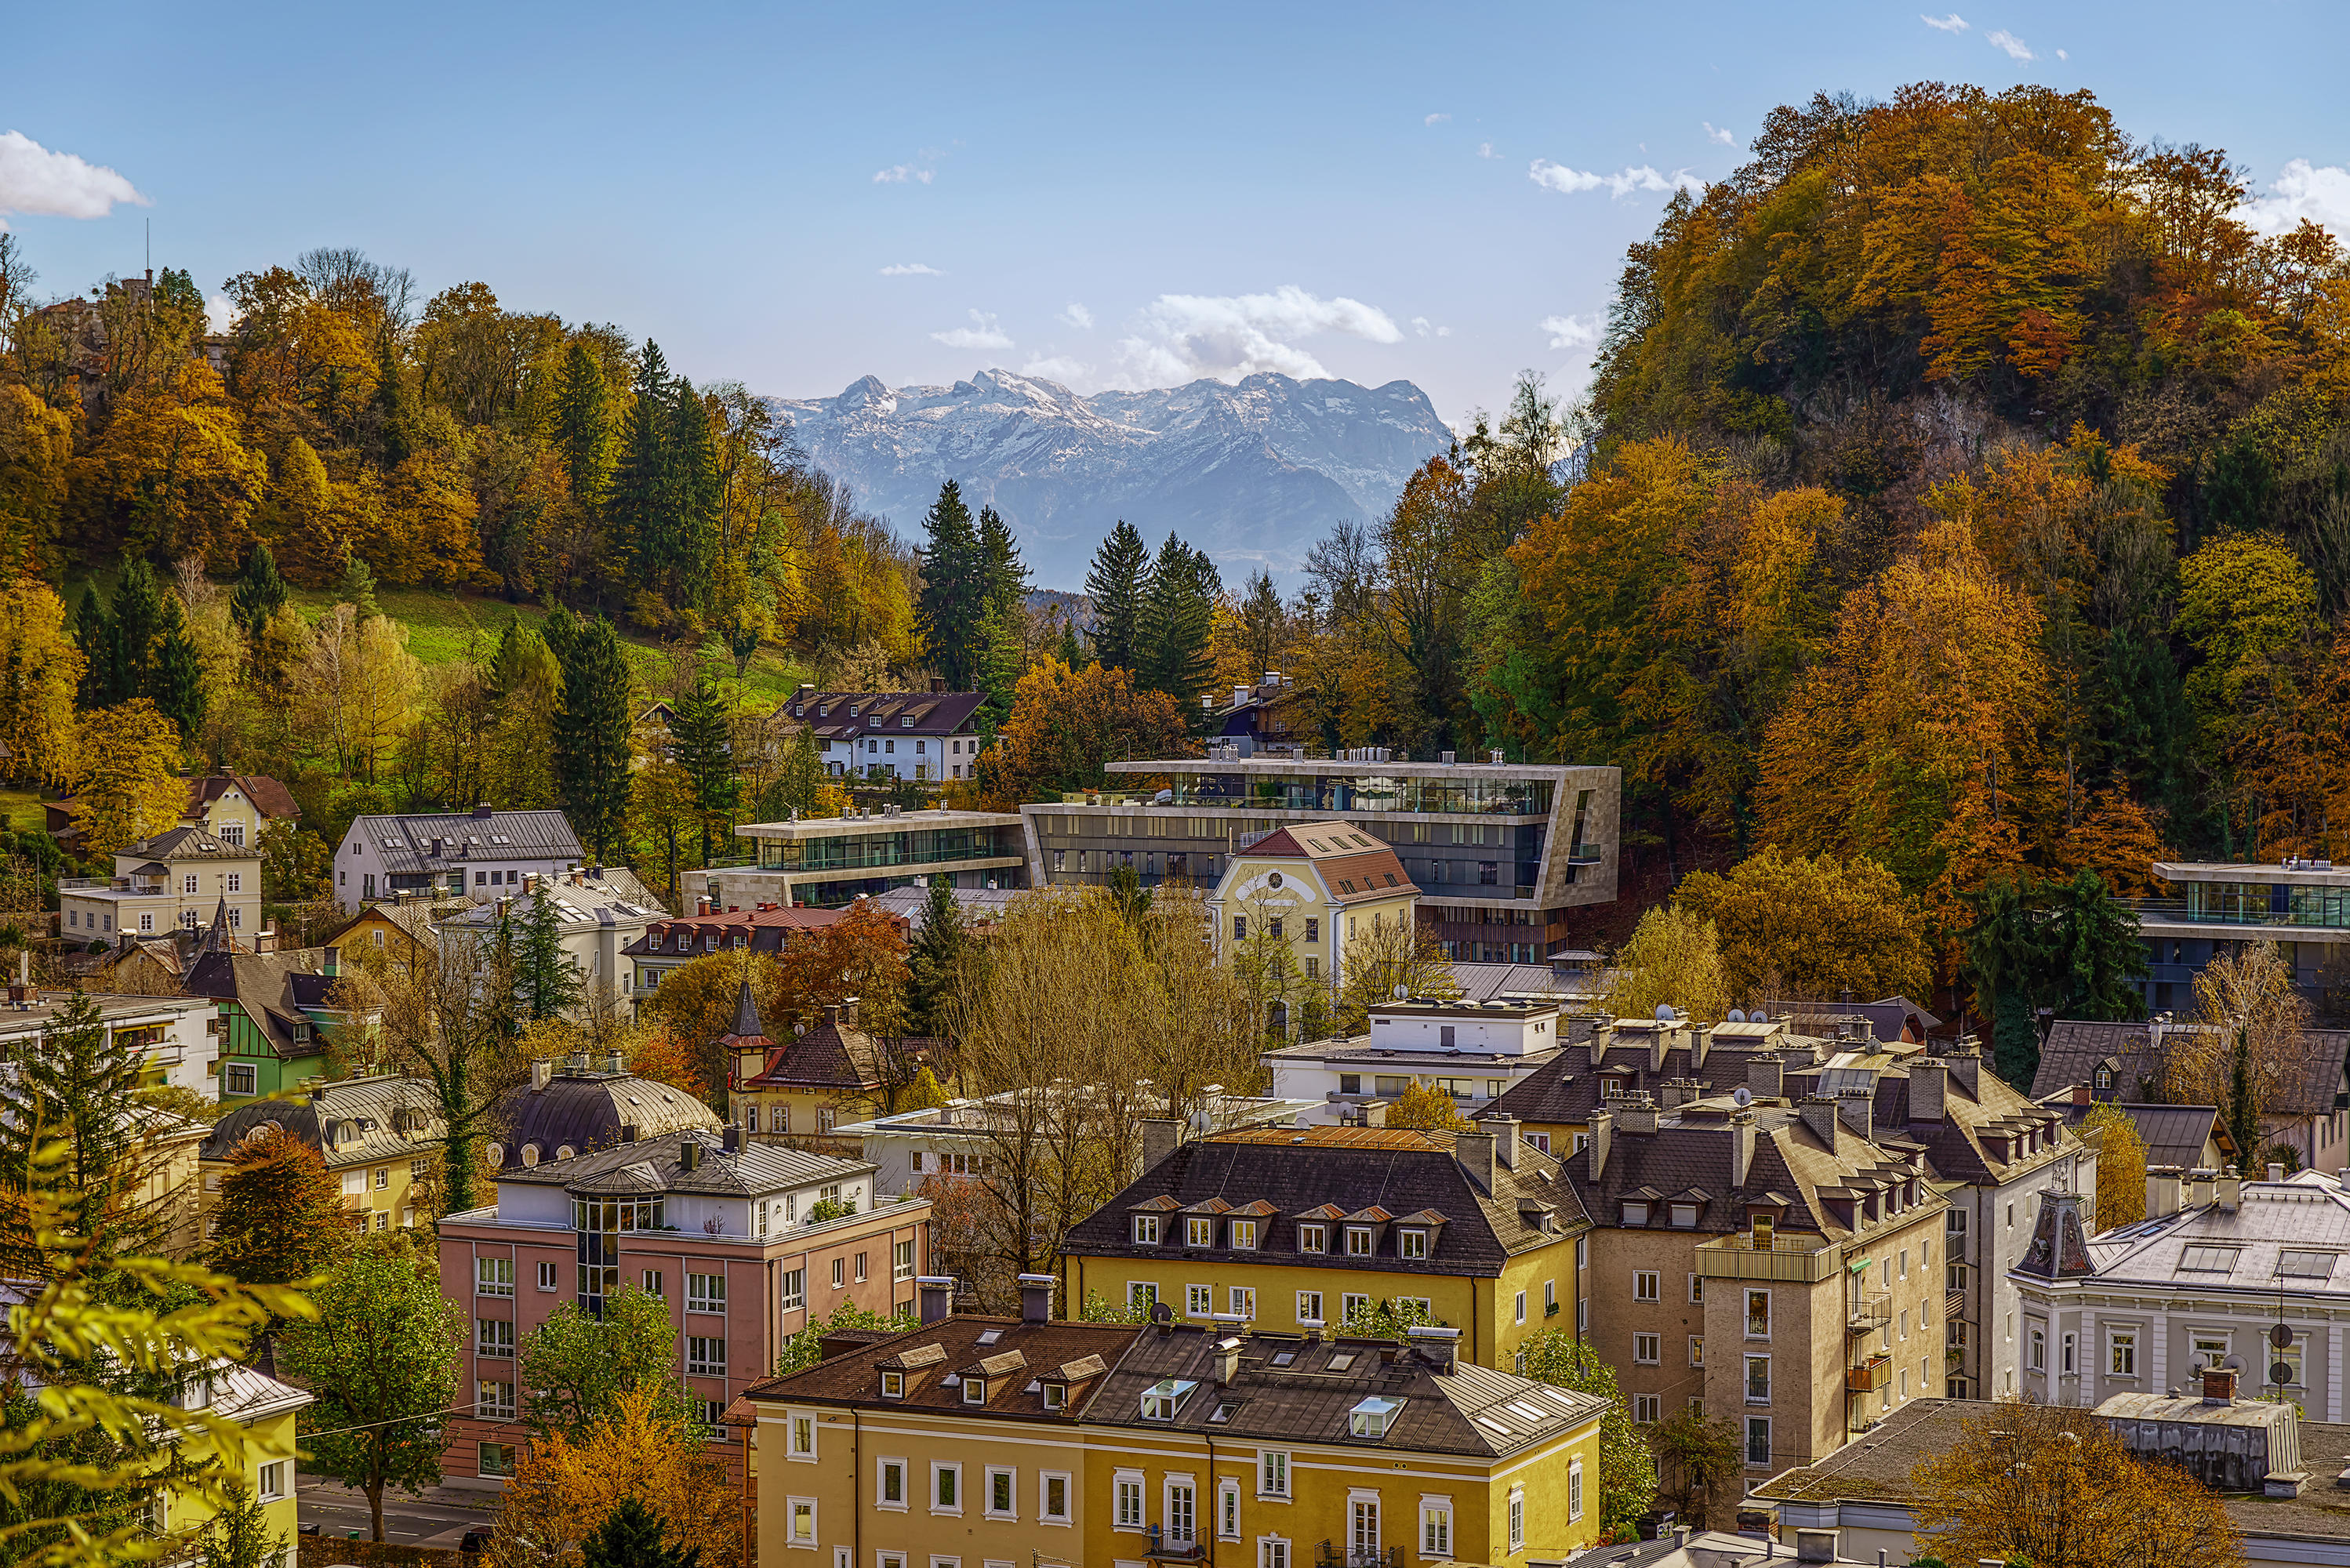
[332,807,583,913]
[772,684,989,782]
[63,827,262,944]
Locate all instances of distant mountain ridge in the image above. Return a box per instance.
[768,370,1454,587]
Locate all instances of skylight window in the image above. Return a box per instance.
[1270,1350,1296,1367]
[1141,1378,1198,1421]
[976,1330,1002,1345]
[2279,1250,2338,1279]
[1349,1396,1402,1438]
[1327,1352,1357,1371]
[2177,1246,2240,1273]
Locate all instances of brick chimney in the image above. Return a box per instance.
[1909,1058,1948,1123]
[1457,1130,1498,1192]
[1490,1116,1522,1170]
[1588,1020,1615,1067]
[917,1276,955,1324]
[1614,1096,1659,1136]
[1730,1110,1756,1190]
[1019,1273,1057,1323]
[1141,1118,1184,1173]
[1690,1022,1713,1071]
[1798,1095,1840,1148]
[1748,1054,1785,1102]
[1589,1108,1613,1179]
[2203,1366,2239,1404]
[1408,1324,1459,1373]
[1836,1089,1873,1142]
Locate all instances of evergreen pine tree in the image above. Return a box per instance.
[976,505,1028,616]
[906,877,970,1038]
[668,673,738,866]
[665,376,721,610]
[199,1479,288,1568]
[580,1495,700,1568]
[775,724,824,817]
[916,481,982,689]
[518,887,583,1022]
[606,341,674,590]
[973,597,1022,732]
[0,989,178,1275]
[553,617,635,862]
[111,558,163,704]
[231,542,289,645]
[1138,535,1219,725]
[1084,520,1150,674]
[151,595,206,742]
[1238,567,1288,679]
[72,584,114,709]
[1054,612,1084,670]
[337,555,381,620]
[372,339,411,469]
[555,339,616,511]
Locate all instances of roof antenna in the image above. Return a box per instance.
[145,219,151,283]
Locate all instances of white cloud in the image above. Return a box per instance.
[1921,12,1968,30]
[878,262,943,276]
[1529,159,1706,199]
[2238,158,2350,238]
[1019,355,1091,383]
[1985,27,2034,59]
[1704,122,1737,147]
[2056,47,2069,60]
[1059,302,1094,330]
[1477,141,1498,159]
[872,164,935,184]
[1114,286,1403,385]
[1425,112,1451,125]
[0,130,146,227]
[1410,316,1451,339]
[1541,314,1604,352]
[930,310,1012,351]
[205,294,237,334]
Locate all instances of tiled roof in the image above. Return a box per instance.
[202,1075,444,1169]
[2036,1018,2348,1119]
[346,809,584,877]
[744,1313,1139,1420]
[1062,1125,1586,1276]
[492,1125,871,1198]
[623,905,844,959]
[182,940,336,1061]
[125,825,249,863]
[741,1008,891,1092]
[1235,822,1415,906]
[184,772,300,822]
[772,689,986,739]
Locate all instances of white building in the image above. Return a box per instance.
[2011,1165,2350,1418]
[772,685,989,782]
[0,990,217,1098]
[432,869,666,1018]
[1262,997,1567,1125]
[333,808,584,914]
[62,827,263,945]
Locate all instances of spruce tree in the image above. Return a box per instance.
[1084,520,1150,674]
[231,542,289,644]
[1138,535,1219,725]
[606,341,674,590]
[372,339,411,468]
[1054,612,1084,670]
[973,597,1022,732]
[72,584,114,709]
[665,376,721,609]
[151,595,207,742]
[111,558,163,704]
[518,887,583,1022]
[976,505,1028,616]
[580,1495,700,1568]
[337,554,381,620]
[916,480,982,688]
[553,616,634,862]
[199,1479,288,1568]
[668,673,738,866]
[0,989,177,1275]
[555,338,616,511]
[906,877,970,1038]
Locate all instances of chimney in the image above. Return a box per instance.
[2203,1366,2239,1405]
[1909,1059,1947,1123]
[429,837,445,857]
[1748,1053,1785,1102]
[2146,1165,2184,1218]
[1491,1116,1522,1169]
[1213,1336,1243,1385]
[1615,1095,1659,1136]
[1690,1022,1713,1071]
[603,1050,624,1075]
[1018,1272,1057,1324]
[2188,1169,2216,1208]
[1457,1130,1498,1192]
[679,1138,700,1172]
[1796,1530,1840,1565]
[930,677,946,695]
[721,1125,743,1154]
[917,1276,955,1324]
[1651,1027,1670,1073]
[1835,1090,1873,1142]
[1589,1108,1613,1179]
[1799,1095,1840,1149]
[473,803,493,818]
[1588,1020,1615,1067]
[2217,1168,2241,1211]
[1730,1110,1756,1190]
[696,896,710,916]
[620,1124,637,1143]
[324,946,340,980]
[531,1058,551,1092]
[1407,1324,1460,1373]
[2268,1163,2286,1183]
[1141,1118,1184,1173]
[1661,1076,1702,1110]
[1945,1045,1980,1098]
[2072,1082,2092,1105]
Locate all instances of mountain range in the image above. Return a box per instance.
[768,370,1455,588]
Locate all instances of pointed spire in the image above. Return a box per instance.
[729,978,765,1040]
[198,895,233,955]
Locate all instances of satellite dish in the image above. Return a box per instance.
[1654,1003,1674,1021]
[1731,1087,1754,1108]
[2271,1322,2296,1350]
[1150,1300,1175,1326]
[1727,1008,1747,1023]
[2222,1353,2246,1372]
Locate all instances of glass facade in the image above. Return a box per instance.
[754,825,1019,873]
[1070,771,1556,816]
[574,1197,666,1315]
[2154,879,2350,929]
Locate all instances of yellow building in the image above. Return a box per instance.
[1059,1123,1590,1374]
[62,827,263,946]
[1207,822,1422,1024]
[151,1360,312,1552]
[729,994,910,1139]
[742,1277,1610,1568]
[199,1075,444,1236]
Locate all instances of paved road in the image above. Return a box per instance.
[298,1477,496,1549]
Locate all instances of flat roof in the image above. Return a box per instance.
[1102,757,1604,782]
[2156,860,2350,887]
[736,809,1026,840]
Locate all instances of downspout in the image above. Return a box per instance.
[1204,1427,1218,1566]
[853,1406,863,1568]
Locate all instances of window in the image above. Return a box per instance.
[1128,1282,1158,1314]
[1133,1214,1161,1244]
[687,1338,725,1377]
[1514,1290,1527,1324]
[1399,1229,1427,1260]
[1353,1495,1382,1555]
[1231,1219,1259,1250]
[1187,1217,1214,1247]
[140,913,154,933]
[986,1466,1016,1519]
[1296,1290,1323,1325]
[475,1318,513,1357]
[1346,1226,1372,1256]
[1745,1416,1772,1467]
[2112,1330,2139,1377]
[1186,1283,1212,1316]
[831,1258,845,1290]
[642,1269,665,1297]
[1233,916,1248,942]
[878,1457,907,1508]
[1634,1333,1660,1363]
[1690,1335,1704,1366]
[1220,1478,1241,1540]
[1229,1287,1256,1319]
[781,1269,805,1310]
[1305,917,1319,942]
[895,1239,916,1280]
[1745,1355,1771,1403]
[963,1378,986,1404]
[1633,1393,1661,1423]
[477,1379,515,1419]
[2028,1325,2046,1372]
[478,1441,516,1478]
[1509,1487,1525,1552]
[932,1461,962,1514]
[1745,1288,1771,1338]
[1421,1498,1452,1556]
[881,1370,904,1399]
[477,1258,514,1298]
[1041,1381,1065,1410]
[223,1062,256,1096]
[184,874,198,895]
[1633,1269,1660,1302]
[786,1498,815,1547]
[1259,1450,1289,1497]
[1041,1470,1071,1523]
[2061,1332,2076,1375]
[536,1261,558,1291]
[227,872,242,894]
[257,1460,289,1502]
[688,1272,725,1313]
[1116,1473,1145,1529]
[1622,1201,1650,1226]
[1567,1458,1584,1520]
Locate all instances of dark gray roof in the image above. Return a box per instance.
[2041,1097,2222,1171]
[489,1069,721,1159]
[773,689,986,740]
[493,1125,869,1198]
[124,825,242,862]
[202,1075,443,1167]
[2036,1018,2349,1119]
[346,810,583,877]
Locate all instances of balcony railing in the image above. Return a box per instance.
[2128,894,2350,931]
[1847,1292,1892,1334]
[1946,1290,1967,1320]
[1315,1548,1403,1568]
[1846,1354,1891,1393]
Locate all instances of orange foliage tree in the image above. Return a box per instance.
[980,658,1191,805]
[486,1386,743,1568]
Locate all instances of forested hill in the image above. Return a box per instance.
[1471,82,2350,932]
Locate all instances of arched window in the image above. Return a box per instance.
[2092,1067,2112,1091]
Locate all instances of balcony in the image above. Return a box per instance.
[1946,1290,1966,1321]
[1847,1354,1891,1393]
[1315,1548,1404,1568]
[2127,892,2350,933]
[1847,1293,1891,1334]
[1697,1232,1840,1284]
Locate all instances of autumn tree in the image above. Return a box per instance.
[2080,1102,2148,1232]
[1516,1330,1657,1541]
[1605,906,1729,1023]
[1673,848,1933,1004]
[487,1387,741,1568]
[294,602,423,785]
[208,1123,359,1284]
[1653,1408,1743,1530]
[1333,913,1459,1036]
[65,699,186,858]
[1384,1080,1470,1131]
[2166,942,2316,1171]
[982,658,1191,804]
[516,1287,694,1444]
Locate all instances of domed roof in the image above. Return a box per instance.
[489,1069,720,1168]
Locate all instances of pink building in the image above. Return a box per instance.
[438,1123,931,1490]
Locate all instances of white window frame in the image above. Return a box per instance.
[1259,1537,1292,1568]
[1164,1475,1198,1546]
[877,1455,908,1510]
[1258,1449,1291,1498]
[984,1465,1018,1520]
[1633,1269,1660,1302]
[1039,1469,1073,1526]
[932,1460,964,1515]
[789,1412,815,1459]
[1187,1283,1213,1316]
[1114,1469,1146,1530]
[1568,1457,1585,1519]
[1219,1477,1241,1541]
[1296,1290,1322,1325]
[1419,1495,1454,1559]
[256,1460,289,1503]
[1509,1486,1525,1552]
[786,1497,817,1548]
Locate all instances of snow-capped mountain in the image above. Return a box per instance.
[769,370,1453,587]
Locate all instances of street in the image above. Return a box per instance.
[297,1475,497,1550]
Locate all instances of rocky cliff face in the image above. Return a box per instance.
[770,369,1452,586]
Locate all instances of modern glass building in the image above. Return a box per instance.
[710,808,1029,910]
[1018,755,1618,961]
[2131,858,2350,1009]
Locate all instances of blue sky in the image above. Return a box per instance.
[5,1,2348,427]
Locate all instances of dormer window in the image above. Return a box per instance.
[963,1378,986,1404]
[2093,1066,2113,1091]
[1141,1378,1197,1421]
[1669,1203,1698,1228]
[1399,1229,1429,1260]
[1133,1214,1161,1245]
[1349,1396,1403,1438]
[1345,1226,1372,1256]
[1041,1382,1066,1411]
[1186,1217,1213,1247]
[1298,1224,1326,1253]
[848,704,859,717]
[881,1370,904,1399]
[1230,1220,1259,1250]
[1622,1202,1649,1227]
[819,704,830,717]
[901,716,913,728]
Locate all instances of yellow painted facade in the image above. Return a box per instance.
[1208,831,1422,1005]
[153,1371,309,1554]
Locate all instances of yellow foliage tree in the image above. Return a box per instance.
[2079,1102,2148,1232]
[69,362,266,567]
[66,699,185,858]
[485,1385,741,1568]
[0,383,73,572]
[1672,848,1932,1004]
[1604,906,1728,1023]
[0,579,84,786]
[293,603,422,784]
[1385,1079,1471,1131]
